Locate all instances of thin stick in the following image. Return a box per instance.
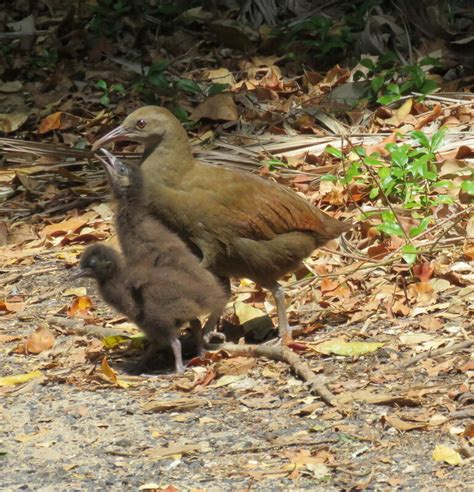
[206,342,336,406]
[398,340,474,369]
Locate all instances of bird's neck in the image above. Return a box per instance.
[141,128,194,186]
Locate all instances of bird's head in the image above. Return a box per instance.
[72,244,120,282]
[92,106,184,151]
[97,148,145,202]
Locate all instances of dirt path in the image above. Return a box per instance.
[1,255,472,490]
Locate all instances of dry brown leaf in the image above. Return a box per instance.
[67,296,93,317]
[40,217,88,238]
[216,356,256,376]
[190,93,238,122]
[17,325,55,354]
[382,415,428,431]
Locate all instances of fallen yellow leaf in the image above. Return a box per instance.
[432,444,463,465]
[0,370,42,387]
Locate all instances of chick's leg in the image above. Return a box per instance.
[170,336,185,373]
[269,282,292,344]
[190,318,204,356]
[203,276,230,346]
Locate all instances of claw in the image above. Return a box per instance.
[204,331,226,345]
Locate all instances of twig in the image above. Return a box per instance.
[0,267,60,286]
[206,342,336,406]
[447,408,474,421]
[399,340,474,369]
[46,315,130,338]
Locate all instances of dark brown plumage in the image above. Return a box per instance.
[75,243,220,373]
[98,148,228,345]
[75,151,227,373]
[93,107,352,342]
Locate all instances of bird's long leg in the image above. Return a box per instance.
[170,336,185,373]
[269,282,292,344]
[203,276,230,345]
[190,318,204,356]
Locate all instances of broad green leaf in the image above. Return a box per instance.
[325,146,343,159]
[420,79,439,95]
[360,58,376,70]
[95,79,107,90]
[100,94,110,107]
[409,217,431,237]
[177,78,202,94]
[378,221,404,237]
[102,335,131,349]
[316,340,384,356]
[401,244,418,265]
[430,127,446,152]
[378,94,400,105]
[371,75,385,94]
[109,83,125,93]
[149,60,169,74]
[207,83,229,97]
[369,187,379,199]
[321,174,338,182]
[461,180,474,195]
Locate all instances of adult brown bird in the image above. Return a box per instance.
[92,106,352,343]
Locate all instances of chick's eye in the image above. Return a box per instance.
[136,119,146,129]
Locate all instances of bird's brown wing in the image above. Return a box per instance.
[177,162,351,242]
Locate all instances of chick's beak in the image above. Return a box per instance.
[97,148,120,176]
[69,268,91,281]
[92,125,129,151]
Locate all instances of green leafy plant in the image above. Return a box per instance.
[95,80,125,107]
[272,15,353,67]
[324,128,461,265]
[132,60,229,118]
[354,53,441,104]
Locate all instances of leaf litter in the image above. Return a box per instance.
[0,2,473,490]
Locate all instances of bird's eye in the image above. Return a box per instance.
[136,119,146,129]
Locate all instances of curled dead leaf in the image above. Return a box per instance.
[17,325,55,354]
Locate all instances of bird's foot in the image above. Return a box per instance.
[203,331,226,345]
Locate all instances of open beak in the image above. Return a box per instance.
[92,125,130,151]
[97,148,120,174]
[70,268,92,281]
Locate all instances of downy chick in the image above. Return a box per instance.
[75,243,222,373]
[95,149,227,364]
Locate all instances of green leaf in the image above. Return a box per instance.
[148,59,169,74]
[325,146,343,159]
[207,83,229,97]
[410,130,430,149]
[100,94,110,106]
[461,180,474,195]
[176,78,202,94]
[409,217,431,237]
[172,105,189,122]
[430,127,446,152]
[109,83,125,93]
[369,187,379,199]
[420,79,439,95]
[96,79,107,91]
[364,155,381,166]
[378,94,401,105]
[378,219,404,237]
[321,174,338,182]
[371,75,385,94]
[401,244,418,265]
[387,83,401,95]
[360,58,376,70]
